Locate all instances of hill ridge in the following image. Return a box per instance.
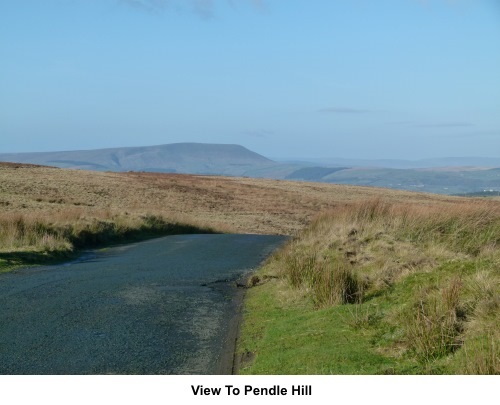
[0,142,273,174]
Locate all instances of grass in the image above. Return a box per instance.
[238,199,500,374]
[0,163,466,235]
[239,279,410,374]
[0,210,216,271]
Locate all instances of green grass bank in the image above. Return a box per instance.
[237,199,499,374]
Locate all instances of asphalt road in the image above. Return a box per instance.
[0,234,287,375]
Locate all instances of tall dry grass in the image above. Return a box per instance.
[0,209,216,255]
[0,164,469,237]
[276,247,363,306]
[403,277,464,362]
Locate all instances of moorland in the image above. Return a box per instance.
[1,143,500,195]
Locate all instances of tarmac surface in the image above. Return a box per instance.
[0,234,286,374]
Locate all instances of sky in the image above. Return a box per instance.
[0,0,499,160]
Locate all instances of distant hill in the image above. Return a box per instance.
[0,143,273,175]
[2,143,500,195]
[285,166,348,181]
[288,156,500,169]
[320,167,500,195]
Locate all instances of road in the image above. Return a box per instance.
[0,234,286,374]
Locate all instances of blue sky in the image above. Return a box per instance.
[1,0,499,159]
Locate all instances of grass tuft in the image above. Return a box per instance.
[0,210,216,268]
[402,278,464,363]
[460,333,499,374]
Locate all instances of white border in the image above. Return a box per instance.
[1,375,497,405]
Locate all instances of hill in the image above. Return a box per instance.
[0,163,460,240]
[298,156,500,169]
[324,167,500,194]
[0,143,273,175]
[284,166,500,194]
[2,143,500,195]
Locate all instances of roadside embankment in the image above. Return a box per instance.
[237,199,500,374]
[0,211,217,273]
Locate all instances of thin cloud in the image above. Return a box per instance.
[118,0,170,12]
[242,129,273,138]
[318,107,372,114]
[415,0,463,7]
[120,0,213,17]
[119,0,265,18]
[413,122,475,128]
[228,0,266,11]
[384,121,475,128]
[191,0,215,20]
[384,121,415,126]
[252,0,266,10]
[442,130,500,138]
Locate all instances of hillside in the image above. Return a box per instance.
[285,166,500,194]
[0,163,468,263]
[300,156,500,169]
[0,143,273,175]
[2,143,500,195]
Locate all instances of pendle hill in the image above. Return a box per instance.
[1,142,500,195]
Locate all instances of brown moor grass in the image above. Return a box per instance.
[0,163,466,237]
